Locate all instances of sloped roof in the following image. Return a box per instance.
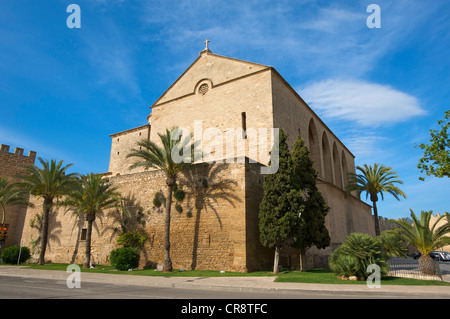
[151,50,271,107]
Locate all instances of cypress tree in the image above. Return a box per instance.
[259,128,304,273]
[291,135,330,271]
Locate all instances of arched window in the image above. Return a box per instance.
[341,150,349,188]
[332,142,343,188]
[321,132,333,183]
[194,78,213,95]
[308,119,321,175]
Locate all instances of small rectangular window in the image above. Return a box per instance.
[241,112,247,139]
[80,228,87,241]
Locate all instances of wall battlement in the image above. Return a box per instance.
[0,144,37,159]
[0,143,37,249]
[0,144,37,180]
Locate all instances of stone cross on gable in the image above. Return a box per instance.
[204,39,210,51]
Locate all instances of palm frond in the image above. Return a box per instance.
[61,173,121,218]
[392,209,450,254]
[15,157,79,199]
[346,163,406,202]
[126,127,197,179]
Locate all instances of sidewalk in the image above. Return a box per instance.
[0,265,449,298]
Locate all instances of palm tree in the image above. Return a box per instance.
[391,210,450,275]
[0,177,31,245]
[346,163,406,236]
[126,127,194,272]
[15,158,79,265]
[61,173,120,268]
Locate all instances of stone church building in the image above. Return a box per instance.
[3,44,384,272]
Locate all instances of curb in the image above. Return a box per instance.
[169,282,450,298]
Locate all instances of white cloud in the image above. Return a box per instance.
[137,2,415,79]
[79,18,142,102]
[299,79,426,127]
[342,134,388,162]
[300,7,365,33]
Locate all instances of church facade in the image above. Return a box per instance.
[15,45,382,272]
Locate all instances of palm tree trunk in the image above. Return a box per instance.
[273,246,280,274]
[84,214,95,268]
[38,197,52,265]
[0,205,6,252]
[419,254,436,275]
[372,200,380,236]
[163,178,175,272]
[1,204,5,227]
[0,204,5,236]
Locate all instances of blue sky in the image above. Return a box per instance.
[1,0,449,220]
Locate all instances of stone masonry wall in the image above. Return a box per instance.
[0,144,36,248]
[270,71,356,187]
[21,163,251,272]
[0,144,37,179]
[244,162,274,271]
[108,124,150,176]
[149,57,274,167]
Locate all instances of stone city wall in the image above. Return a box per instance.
[0,144,36,248]
[21,163,252,272]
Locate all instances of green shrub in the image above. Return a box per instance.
[1,246,31,264]
[329,247,360,277]
[329,233,389,279]
[110,247,140,270]
[376,229,408,259]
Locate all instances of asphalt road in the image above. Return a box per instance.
[438,261,450,275]
[0,273,444,317]
[0,273,426,300]
[0,274,351,299]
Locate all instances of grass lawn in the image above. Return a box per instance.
[274,268,450,286]
[18,263,277,277]
[4,263,450,286]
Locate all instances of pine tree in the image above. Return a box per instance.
[291,135,330,271]
[258,128,304,274]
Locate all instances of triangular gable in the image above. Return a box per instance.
[152,51,270,107]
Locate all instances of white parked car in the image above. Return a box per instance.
[429,251,450,261]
